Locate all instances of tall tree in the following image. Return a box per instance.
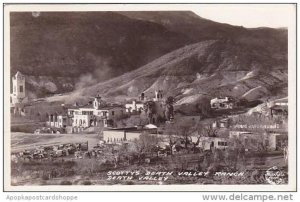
[196,97,212,119]
[165,96,175,121]
[144,101,156,124]
[166,118,196,151]
[134,132,162,160]
[164,122,179,155]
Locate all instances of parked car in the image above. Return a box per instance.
[55,150,64,157]
[74,151,83,159]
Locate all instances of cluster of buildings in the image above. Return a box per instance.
[192,130,287,152]
[125,90,165,113]
[228,130,288,151]
[199,95,288,153]
[8,71,169,133]
[47,90,170,133]
[125,100,144,113]
[210,96,288,123]
[10,71,288,153]
[210,96,235,109]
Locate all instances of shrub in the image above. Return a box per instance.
[124,181,134,185]
[60,180,72,185]
[42,175,49,180]
[81,180,92,185]
[11,124,41,133]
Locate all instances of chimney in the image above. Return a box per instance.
[155,90,159,100]
[141,92,145,101]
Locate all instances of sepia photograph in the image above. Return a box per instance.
[3,3,297,191]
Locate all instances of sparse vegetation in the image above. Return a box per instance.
[60,180,72,185]
[81,180,92,185]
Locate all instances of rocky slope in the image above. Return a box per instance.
[46,39,287,106]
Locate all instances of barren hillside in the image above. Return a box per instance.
[46,39,287,105]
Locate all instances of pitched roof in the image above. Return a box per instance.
[13,71,24,79]
[270,105,288,110]
[79,104,94,109]
[144,124,158,129]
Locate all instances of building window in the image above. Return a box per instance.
[19,85,23,93]
[218,142,227,146]
[112,111,115,116]
[265,140,269,147]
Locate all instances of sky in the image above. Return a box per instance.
[193,4,295,28]
[6,4,296,29]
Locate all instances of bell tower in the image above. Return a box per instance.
[93,95,105,109]
[154,90,163,101]
[11,71,26,105]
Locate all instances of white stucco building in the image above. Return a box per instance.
[125,100,144,113]
[68,96,125,128]
[103,126,158,143]
[72,114,91,128]
[153,90,163,102]
[210,96,234,109]
[47,114,69,128]
[11,71,26,106]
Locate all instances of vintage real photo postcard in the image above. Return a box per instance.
[3,4,297,191]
